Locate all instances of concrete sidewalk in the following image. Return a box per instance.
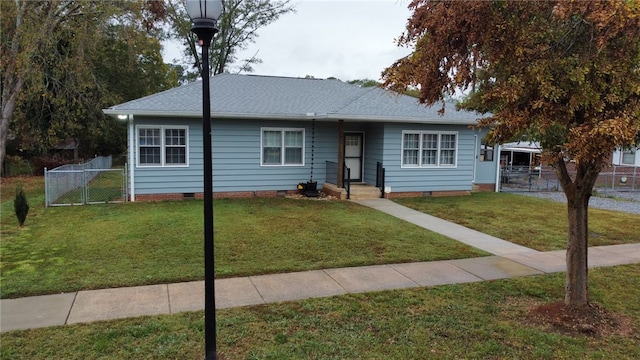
[353,199,538,256]
[2,199,639,333]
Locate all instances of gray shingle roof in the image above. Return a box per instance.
[103,73,483,124]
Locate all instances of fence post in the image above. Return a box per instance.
[83,170,87,204]
[124,163,128,202]
[45,167,49,208]
[612,166,616,191]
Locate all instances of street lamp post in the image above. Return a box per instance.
[186,1,222,359]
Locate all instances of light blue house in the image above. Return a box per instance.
[103,74,499,201]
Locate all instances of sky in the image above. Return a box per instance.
[162,0,414,82]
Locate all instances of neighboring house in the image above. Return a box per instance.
[103,74,498,201]
[52,138,80,161]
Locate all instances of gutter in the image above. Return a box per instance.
[103,109,478,126]
[495,144,501,193]
[127,115,136,202]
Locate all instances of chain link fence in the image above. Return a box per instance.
[45,156,127,207]
[500,165,639,192]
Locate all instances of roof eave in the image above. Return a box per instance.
[103,109,330,121]
[103,109,482,125]
[329,114,479,125]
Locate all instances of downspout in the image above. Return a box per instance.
[337,120,345,188]
[494,144,501,192]
[128,115,136,202]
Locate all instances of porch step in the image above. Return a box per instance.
[321,183,382,200]
[348,184,383,200]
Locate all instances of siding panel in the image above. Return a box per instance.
[381,124,476,193]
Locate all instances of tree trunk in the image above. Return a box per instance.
[564,189,590,306]
[0,77,24,175]
[555,159,601,307]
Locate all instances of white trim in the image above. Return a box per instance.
[135,125,190,168]
[104,110,479,125]
[128,116,136,202]
[260,127,305,166]
[473,135,478,183]
[495,144,501,192]
[400,130,459,168]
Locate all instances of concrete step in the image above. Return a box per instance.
[321,183,382,200]
[348,185,382,200]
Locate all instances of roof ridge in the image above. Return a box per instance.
[233,73,336,81]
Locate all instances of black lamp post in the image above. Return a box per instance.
[186,1,222,359]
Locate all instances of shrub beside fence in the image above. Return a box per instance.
[45,156,127,207]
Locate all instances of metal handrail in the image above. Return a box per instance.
[343,164,350,200]
[376,162,385,198]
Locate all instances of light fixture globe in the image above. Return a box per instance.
[186,0,222,23]
[187,0,222,44]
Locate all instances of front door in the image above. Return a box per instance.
[344,133,363,182]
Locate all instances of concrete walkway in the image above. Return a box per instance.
[353,199,538,256]
[2,199,639,333]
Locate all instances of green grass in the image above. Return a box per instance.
[0,177,487,299]
[396,192,640,251]
[2,264,638,359]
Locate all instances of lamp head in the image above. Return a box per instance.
[186,0,222,25]
[186,0,222,44]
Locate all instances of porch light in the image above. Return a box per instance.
[186,1,222,359]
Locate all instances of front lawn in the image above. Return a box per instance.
[396,192,640,251]
[0,177,486,298]
[2,264,638,359]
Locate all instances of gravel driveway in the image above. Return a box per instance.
[512,190,640,215]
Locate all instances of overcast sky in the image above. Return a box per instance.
[163,0,414,82]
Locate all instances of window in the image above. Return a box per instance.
[261,128,304,166]
[137,126,188,166]
[402,131,457,167]
[621,148,637,165]
[480,142,494,162]
[402,133,419,165]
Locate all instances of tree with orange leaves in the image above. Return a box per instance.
[383,0,640,307]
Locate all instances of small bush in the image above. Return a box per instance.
[14,185,30,227]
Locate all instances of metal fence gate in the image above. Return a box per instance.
[45,156,127,207]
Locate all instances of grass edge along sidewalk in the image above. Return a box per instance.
[2,242,638,333]
[1,263,638,359]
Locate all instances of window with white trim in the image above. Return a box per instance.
[402,131,457,167]
[261,128,304,166]
[137,126,188,166]
[621,148,637,165]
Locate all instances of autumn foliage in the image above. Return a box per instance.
[384,0,640,306]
